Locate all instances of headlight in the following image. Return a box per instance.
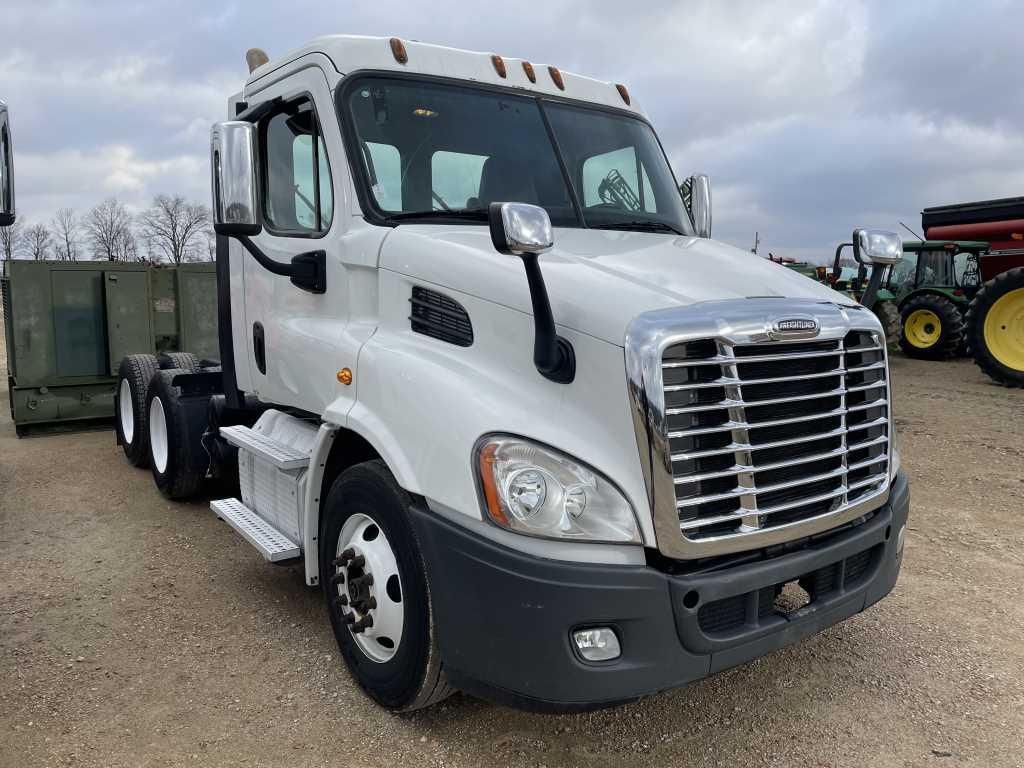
[476,436,641,544]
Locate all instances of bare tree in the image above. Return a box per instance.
[1,219,24,260]
[84,198,134,261]
[139,194,210,264]
[51,208,79,261]
[25,222,52,260]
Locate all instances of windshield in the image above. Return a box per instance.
[344,76,693,235]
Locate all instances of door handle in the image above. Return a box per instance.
[253,322,266,374]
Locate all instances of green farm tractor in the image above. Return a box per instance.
[884,240,988,359]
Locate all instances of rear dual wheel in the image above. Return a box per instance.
[146,369,206,499]
[966,267,1024,387]
[116,354,160,466]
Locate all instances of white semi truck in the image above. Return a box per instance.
[113,36,909,712]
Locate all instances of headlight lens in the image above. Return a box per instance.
[476,437,641,543]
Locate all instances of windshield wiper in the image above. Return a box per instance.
[385,208,489,223]
[590,220,685,235]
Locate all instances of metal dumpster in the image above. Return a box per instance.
[2,260,217,434]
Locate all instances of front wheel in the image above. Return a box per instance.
[899,294,964,359]
[320,460,452,711]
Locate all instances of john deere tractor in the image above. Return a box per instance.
[883,240,988,359]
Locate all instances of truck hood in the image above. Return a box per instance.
[379,225,854,345]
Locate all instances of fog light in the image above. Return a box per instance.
[572,627,620,661]
[896,524,906,553]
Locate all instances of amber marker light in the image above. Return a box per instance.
[491,54,507,78]
[615,83,631,105]
[478,443,508,526]
[337,368,353,385]
[389,37,408,64]
[522,61,536,83]
[548,66,565,90]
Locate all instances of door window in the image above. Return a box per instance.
[262,100,333,234]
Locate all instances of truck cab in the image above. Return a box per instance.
[117,36,910,712]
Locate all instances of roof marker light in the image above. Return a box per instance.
[548,66,565,90]
[245,48,269,74]
[522,61,536,83]
[390,37,408,64]
[615,83,631,105]
[491,54,507,78]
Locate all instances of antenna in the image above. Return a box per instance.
[751,231,760,255]
[899,221,925,241]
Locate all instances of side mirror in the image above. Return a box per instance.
[488,202,553,255]
[0,102,15,227]
[210,121,261,236]
[487,202,574,384]
[685,174,711,238]
[852,228,902,265]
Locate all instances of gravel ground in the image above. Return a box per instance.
[2,317,1023,768]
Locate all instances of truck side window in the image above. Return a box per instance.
[581,147,656,213]
[363,142,402,211]
[431,151,488,209]
[263,100,333,235]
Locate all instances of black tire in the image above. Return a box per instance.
[873,300,900,349]
[320,460,452,711]
[966,267,1024,388]
[145,369,206,500]
[158,351,200,372]
[898,294,964,359]
[115,354,160,467]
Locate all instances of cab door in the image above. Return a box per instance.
[239,61,360,416]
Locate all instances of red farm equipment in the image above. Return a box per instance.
[922,197,1024,387]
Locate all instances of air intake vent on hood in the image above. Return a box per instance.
[409,286,473,347]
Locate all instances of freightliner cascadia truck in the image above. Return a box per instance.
[112,36,910,712]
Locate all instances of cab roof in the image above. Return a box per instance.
[245,35,642,116]
[901,239,989,252]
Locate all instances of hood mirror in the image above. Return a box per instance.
[488,202,574,384]
[852,228,902,265]
[0,102,14,227]
[211,121,261,236]
[682,174,711,238]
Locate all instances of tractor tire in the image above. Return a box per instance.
[158,351,200,372]
[898,294,964,360]
[873,301,900,349]
[965,267,1024,388]
[146,369,206,500]
[115,354,160,467]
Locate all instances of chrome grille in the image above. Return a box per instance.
[663,329,889,545]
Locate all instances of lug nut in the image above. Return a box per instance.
[343,613,355,625]
[351,615,374,634]
[334,594,348,608]
[349,554,366,569]
[350,574,374,588]
[330,571,345,586]
[333,548,355,567]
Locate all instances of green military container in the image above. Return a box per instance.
[2,260,217,435]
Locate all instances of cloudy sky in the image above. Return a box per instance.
[4,0,1023,261]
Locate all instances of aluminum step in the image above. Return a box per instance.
[219,425,310,470]
[211,498,301,562]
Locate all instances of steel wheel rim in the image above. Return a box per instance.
[119,379,134,444]
[149,397,169,473]
[984,287,1024,370]
[335,512,404,663]
[905,309,941,348]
